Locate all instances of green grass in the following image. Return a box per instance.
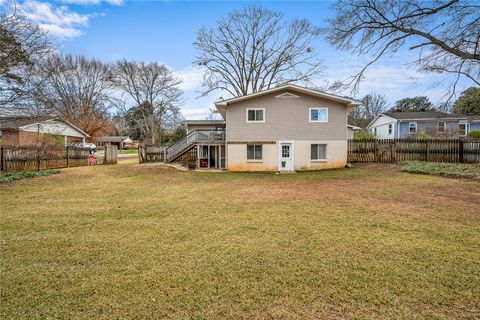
[118,149,138,154]
[401,161,480,181]
[1,162,479,319]
[0,169,61,184]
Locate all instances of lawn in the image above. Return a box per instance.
[1,161,479,319]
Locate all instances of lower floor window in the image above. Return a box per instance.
[247,144,262,160]
[311,144,326,160]
[311,144,327,160]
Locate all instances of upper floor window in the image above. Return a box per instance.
[388,124,393,135]
[459,123,470,136]
[409,122,417,134]
[437,121,446,133]
[246,108,265,123]
[309,108,328,122]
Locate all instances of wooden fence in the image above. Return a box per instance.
[0,145,117,172]
[138,144,165,163]
[348,139,480,164]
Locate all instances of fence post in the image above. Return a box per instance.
[0,145,3,172]
[36,145,41,171]
[459,140,464,163]
[66,146,69,168]
[374,139,378,162]
[425,140,429,162]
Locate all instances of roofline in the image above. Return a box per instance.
[17,117,90,137]
[396,118,462,122]
[348,125,362,130]
[214,84,362,107]
[366,113,398,129]
[184,120,225,124]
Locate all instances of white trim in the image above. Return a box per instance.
[246,144,263,161]
[215,84,362,107]
[459,122,470,136]
[409,122,417,134]
[366,114,398,129]
[310,143,327,161]
[246,108,265,123]
[309,107,328,123]
[278,140,295,171]
[437,120,446,133]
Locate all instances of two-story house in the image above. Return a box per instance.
[165,85,361,171]
[367,112,480,139]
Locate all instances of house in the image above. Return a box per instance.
[0,116,89,146]
[97,136,134,150]
[165,84,361,171]
[367,112,480,139]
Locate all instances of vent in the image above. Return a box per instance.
[275,93,300,99]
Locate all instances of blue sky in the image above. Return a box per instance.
[4,0,474,119]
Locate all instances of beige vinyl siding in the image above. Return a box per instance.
[225,91,349,142]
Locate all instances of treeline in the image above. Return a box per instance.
[0,8,183,144]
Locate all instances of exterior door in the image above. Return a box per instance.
[279,141,293,171]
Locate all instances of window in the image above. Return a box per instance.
[247,144,262,160]
[199,145,209,158]
[374,128,377,136]
[388,124,393,135]
[246,108,265,123]
[311,144,326,160]
[459,123,470,136]
[281,145,290,158]
[437,121,446,133]
[409,122,417,134]
[309,108,328,122]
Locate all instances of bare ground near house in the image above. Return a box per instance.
[1,161,479,319]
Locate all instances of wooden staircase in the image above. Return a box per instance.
[165,130,225,163]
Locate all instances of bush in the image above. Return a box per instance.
[467,130,480,139]
[354,129,375,140]
[0,169,61,184]
[400,161,480,181]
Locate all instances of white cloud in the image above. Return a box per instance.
[61,0,124,5]
[173,66,205,91]
[20,0,89,39]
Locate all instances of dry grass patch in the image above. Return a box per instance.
[1,162,479,319]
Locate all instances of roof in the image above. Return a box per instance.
[214,84,362,107]
[184,120,225,126]
[456,114,480,121]
[0,116,89,137]
[381,111,455,120]
[97,136,131,143]
[0,116,53,129]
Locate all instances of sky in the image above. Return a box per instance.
[3,0,474,119]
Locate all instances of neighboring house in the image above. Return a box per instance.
[165,84,361,171]
[367,112,480,139]
[97,136,133,150]
[0,116,89,146]
[347,124,362,139]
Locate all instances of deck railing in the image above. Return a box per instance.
[164,130,225,162]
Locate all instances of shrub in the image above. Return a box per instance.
[0,169,61,184]
[467,130,480,139]
[354,129,375,140]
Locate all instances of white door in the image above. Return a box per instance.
[279,142,293,171]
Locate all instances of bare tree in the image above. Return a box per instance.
[36,54,114,140]
[110,60,183,144]
[350,93,388,127]
[324,0,480,95]
[0,2,53,113]
[194,5,324,98]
